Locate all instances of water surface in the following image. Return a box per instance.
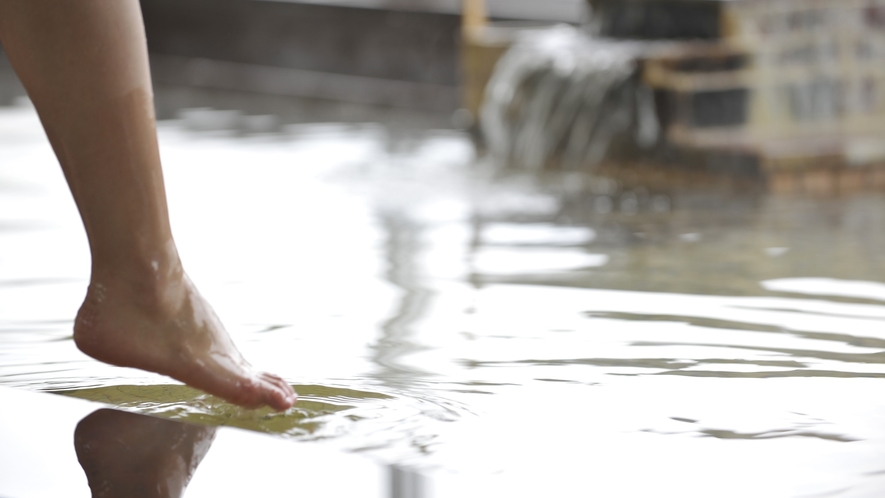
[2,95,885,496]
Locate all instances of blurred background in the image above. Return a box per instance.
[0,0,584,120]
[3,1,885,496]
[4,0,884,193]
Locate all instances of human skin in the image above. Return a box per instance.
[75,409,216,498]
[0,1,297,410]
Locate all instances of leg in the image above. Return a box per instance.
[0,1,296,410]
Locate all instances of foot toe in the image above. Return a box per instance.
[259,372,296,410]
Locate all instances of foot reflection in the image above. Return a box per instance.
[74,408,216,498]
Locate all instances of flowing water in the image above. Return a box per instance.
[3,92,885,496]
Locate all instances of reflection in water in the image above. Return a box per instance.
[75,409,215,498]
[390,465,424,498]
[373,213,436,385]
[72,408,427,498]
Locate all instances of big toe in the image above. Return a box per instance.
[259,372,297,410]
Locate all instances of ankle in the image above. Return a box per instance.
[89,255,187,311]
[89,238,182,280]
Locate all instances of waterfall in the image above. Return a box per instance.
[480,26,659,173]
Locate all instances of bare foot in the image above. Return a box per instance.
[73,263,297,411]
